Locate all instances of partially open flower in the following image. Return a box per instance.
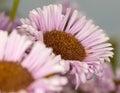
[19,4,113,88]
[0,30,67,93]
[0,12,21,31]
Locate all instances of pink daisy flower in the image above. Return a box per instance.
[19,4,113,88]
[0,12,21,31]
[0,30,67,93]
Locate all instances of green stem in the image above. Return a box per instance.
[10,0,20,21]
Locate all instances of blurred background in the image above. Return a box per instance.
[0,0,120,64]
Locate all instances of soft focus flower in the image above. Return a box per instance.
[0,30,67,93]
[79,63,115,93]
[62,0,78,14]
[0,12,21,31]
[19,4,113,88]
[78,64,120,93]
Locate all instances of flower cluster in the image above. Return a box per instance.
[0,1,114,93]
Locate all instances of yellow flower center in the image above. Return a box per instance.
[0,61,34,92]
[44,30,86,61]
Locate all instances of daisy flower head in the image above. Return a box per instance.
[0,12,21,31]
[0,30,67,93]
[19,4,113,88]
